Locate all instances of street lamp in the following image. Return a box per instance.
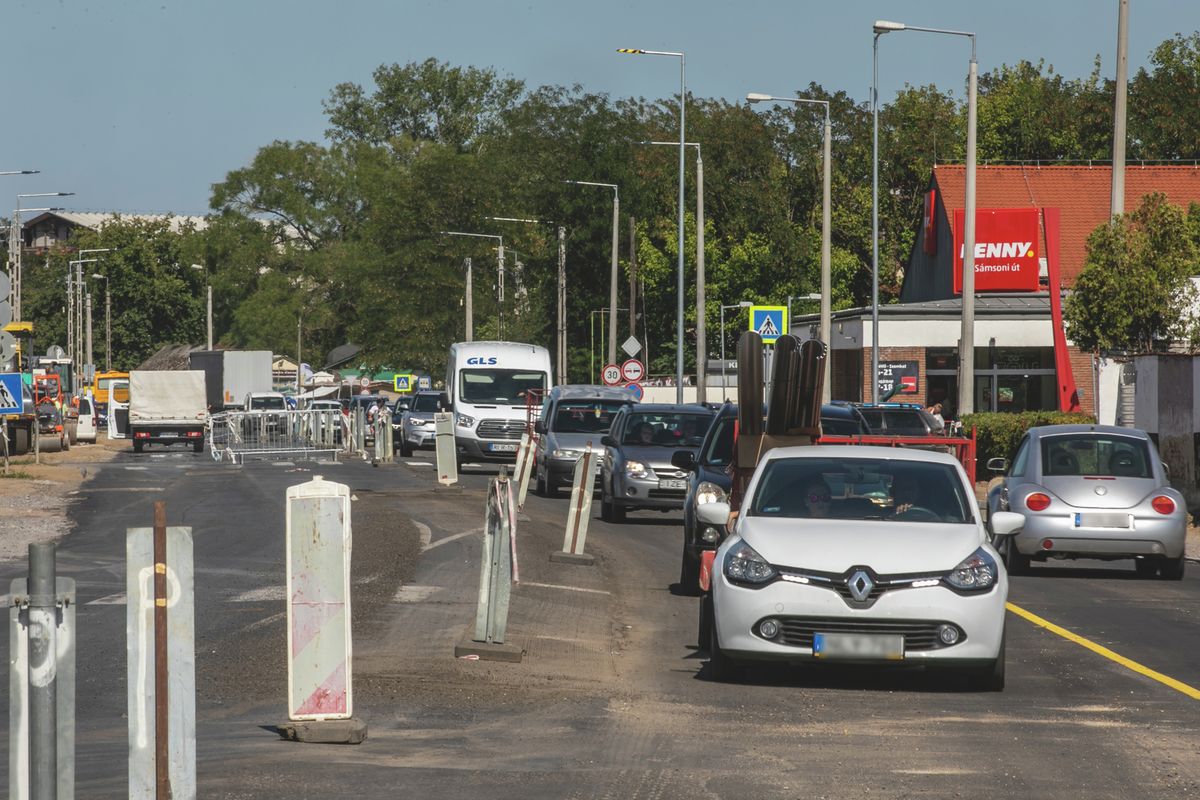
[91,273,112,371]
[11,191,73,321]
[747,93,833,403]
[563,180,620,370]
[619,47,687,402]
[638,140,706,402]
[719,301,754,399]
[189,264,212,350]
[68,258,99,378]
[76,249,111,374]
[874,20,977,414]
[440,231,505,338]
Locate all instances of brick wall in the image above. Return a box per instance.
[1067,345,1096,417]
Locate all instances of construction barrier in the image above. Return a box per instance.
[434,412,457,485]
[561,444,599,559]
[513,432,536,510]
[207,409,344,464]
[472,475,517,645]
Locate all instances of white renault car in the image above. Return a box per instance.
[701,445,1021,690]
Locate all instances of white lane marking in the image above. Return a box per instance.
[241,611,287,633]
[405,461,433,467]
[87,592,128,605]
[71,487,164,494]
[273,461,296,467]
[519,581,610,596]
[422,528,482,552]
[391,584,442,603]
[229,586,286,602]
[124,466,149,471]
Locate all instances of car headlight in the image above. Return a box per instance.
[944,547,998,591]
[409,418,426,426]
[456,413,475,429]
[695,481,727,505]
[553,448,582,459]
[624,460,649,478]
[723,540,778,586]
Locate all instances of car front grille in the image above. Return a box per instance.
[776,565,944,609]
[769,616,958,651]
[476,419,526,440]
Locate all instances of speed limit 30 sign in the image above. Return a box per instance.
[621,359,645,383]
[602,364,622,386]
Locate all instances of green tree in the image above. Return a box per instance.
[1129,33,1200,160]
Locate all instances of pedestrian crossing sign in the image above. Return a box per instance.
[748,306,788,344]
[393,373,415,393]
[0,373,21,414]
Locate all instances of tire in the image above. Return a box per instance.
[133,439,144,454]
[62,433,69,452]
[965,631,1006,692]
[679,547,701,596]
[13,426,30,456]
[1134,557,1159,578]
[535,467,547,497]
[1159,553,1186,581]
[193,440,204,453]
[600,493,614,522]
[400,439,412,458]
[697,592,713,648]
[1004,539,1030,576]
[609,498,626,523]
[706,601,741,682]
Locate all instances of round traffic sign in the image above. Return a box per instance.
[625,382,644,401]
[621,359,645,383]
[360,376,371,389]
[601,364,622,386]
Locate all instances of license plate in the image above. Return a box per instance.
[488,443,518,453]
[658,478,687,490]
[1074,512,1131,528]
[812,632,904,661]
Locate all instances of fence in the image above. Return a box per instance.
[207,409,346,464]
[817,430,979,484]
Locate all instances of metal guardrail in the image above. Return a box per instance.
[817,429,979,484]
[207,409,345,464]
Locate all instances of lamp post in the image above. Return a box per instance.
[746,93,832,403]
[619,47,686,402]
[563,180,619,370]
[91,273,111,371]
[77,249,111,375]
[441,231,505,338]
[719,301,754,399]
[67,258,98,375]
[12,191,73,321]
[189,264,212,350]
[873,20,977,415]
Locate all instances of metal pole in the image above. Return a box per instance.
[464,257,473,342]
[296,314,302,395]
[720,308,726,400]
[557,229,565,380]
[871,34,881,403]
[1110,0,1129,217]
[206,284,213,350]
[497,244,505,338]
[959,51,978,417]
[629,216,638,342]
[821,108,833,404]
[66,268,74,368]
[86,293,93,378]
[675,54,686,403]
[28,542,57,800]
[608,189,619,366]
[696,149,706,404]
[105,285,111,372]
[153,501,170,800]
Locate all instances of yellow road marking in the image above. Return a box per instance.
[1006,602,1200,700]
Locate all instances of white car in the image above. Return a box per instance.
[76,395,98,443]
[700,445,1021,691]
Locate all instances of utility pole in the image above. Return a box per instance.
[206,284,213,350]
[105,285,111,372]
[296,314,302,394]
[557,228,566,381]
[629,216,638,341]
[609,192,619,366]
[465,257,474,342]
[695,150,706,404]
[1110,0,1129,217]
[86,292,93,379]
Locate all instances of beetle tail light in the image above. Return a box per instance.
[1025,492,1051,512]
[1151,495,1176,515]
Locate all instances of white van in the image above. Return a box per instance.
[446,341,552,467]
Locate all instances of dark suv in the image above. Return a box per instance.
[853,402,943,436]
[674,402,873,592]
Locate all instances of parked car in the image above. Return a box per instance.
[242,391,289,438]
[533,385,636,496]
[985,424,1186,579]
[700,445,1014,689]
[398,390,449,457]
[76,395,98,443]
[854,402,944,436]
[599,403,715,523]
[308,399,344,445]
[675,403,875,593]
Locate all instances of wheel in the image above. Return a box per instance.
[706,601,741,682]
[1159,554,1186,581]
[1004,539,1030,576]
[133,439,144,453]
[193,440,204,453]
[697,592,713,648]
[965,631,1006,692]
[609,497,626,523]
[535,467,547,497]
[599,493,614,522]
[61,434,69,451]
[39,433,62,453]
[1134,557,1159,578]
[400,438,412,458]
[679,547,701,596]
[13,426,30,456]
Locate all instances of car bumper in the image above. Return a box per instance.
[456,436,520,462]
[713,572,1007,664]
[1013,512,1187,559]
[404,426,435,448]
[611,473,688,510]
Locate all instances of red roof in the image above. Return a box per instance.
[933,164,1200,283]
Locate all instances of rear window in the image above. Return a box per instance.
[1041,434,1153,478]
[551,399,628,433]
[821,415,865,436]
[78,398,92,414]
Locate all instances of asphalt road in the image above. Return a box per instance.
[1,448,1198,799]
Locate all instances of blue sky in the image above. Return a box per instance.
[2,0,1192,215]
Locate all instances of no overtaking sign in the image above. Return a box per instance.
[621,360,644,382]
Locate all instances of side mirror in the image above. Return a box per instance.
[986,457,1008,473]
[671,450,697,471]
[601,435,617,448]
[1162,461,1171,479]
[696,501,731,527]
[534,419,547,435]
[990,510,1024,538]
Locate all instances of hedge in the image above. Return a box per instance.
[960,411,1096,472]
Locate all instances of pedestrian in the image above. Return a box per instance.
[929,402,945,430]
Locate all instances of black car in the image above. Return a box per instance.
[853,402,943,436]
[674,402,873,593]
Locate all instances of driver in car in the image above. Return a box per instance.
[888,472,924,517]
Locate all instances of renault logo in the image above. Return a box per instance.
[847,570,874,602]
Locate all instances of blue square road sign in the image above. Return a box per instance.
[748,306,788,345]
[0,373,22,414]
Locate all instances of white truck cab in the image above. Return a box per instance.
[446,341,552,467]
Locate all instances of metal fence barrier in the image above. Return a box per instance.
[208,409,345,464]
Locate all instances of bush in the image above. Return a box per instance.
[961,411,1096,471]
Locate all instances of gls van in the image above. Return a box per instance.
[446,341,552,468]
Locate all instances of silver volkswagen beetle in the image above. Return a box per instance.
[986,425,1186,579]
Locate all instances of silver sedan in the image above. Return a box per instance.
[986,425,1186,579]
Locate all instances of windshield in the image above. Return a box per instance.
[551,400,627,433]
[702,416,736,466]
[749,456,972,523]
[459,369,547,406]
[412,393,445,413]
[622,412,712,447]
[1041,434,1153,478]
[251,396,287,410]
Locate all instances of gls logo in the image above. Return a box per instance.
[466,356,498,365]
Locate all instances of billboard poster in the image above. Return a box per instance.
[952,207,1042,293]
[877,360,919,399]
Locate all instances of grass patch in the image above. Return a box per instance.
[0,469,34,479]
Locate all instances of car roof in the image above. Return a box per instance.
[763,444,961,465]
[1028,424,1150,439]
[623,403,713,414]
[549,384,636,401]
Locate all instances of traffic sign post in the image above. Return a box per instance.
[601,364,622,386]
[393,373,414,393]
[621,359,645,383]
[748,306,788,345]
